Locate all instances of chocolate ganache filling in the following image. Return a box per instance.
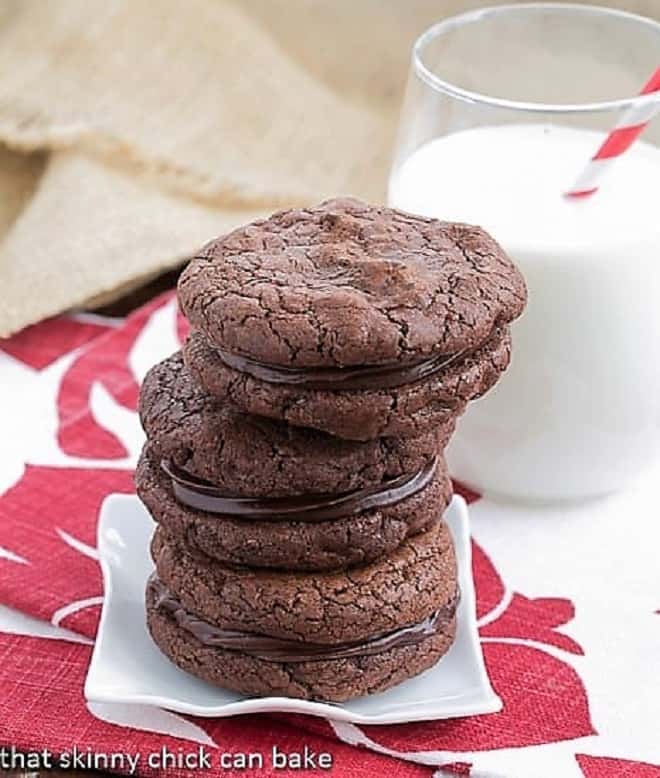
[162,456,438,521]
[149,575,459,663]
[214,344,471,391]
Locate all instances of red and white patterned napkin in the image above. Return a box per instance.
[0,293,658,778]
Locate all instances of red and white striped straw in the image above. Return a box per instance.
[565,67,660,198]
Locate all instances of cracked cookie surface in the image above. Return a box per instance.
[136,446,453,571]
[146,591,456,701]
[139,352,451,492]
[183,324,511,440]
[178,197,526,369]
[150,518,457,644]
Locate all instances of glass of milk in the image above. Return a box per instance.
[388,4,660,502]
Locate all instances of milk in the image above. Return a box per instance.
[389,124,660,500]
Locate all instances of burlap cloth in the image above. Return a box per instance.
[0,0,656,336]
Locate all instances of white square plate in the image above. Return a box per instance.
[85,493,501,724]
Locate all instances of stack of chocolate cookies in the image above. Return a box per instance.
[137,198,526,702]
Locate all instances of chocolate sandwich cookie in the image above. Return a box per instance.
[150,518,457,644]
[136,447,453,571]
[146,577,457,701]
[178,198,525,439]
[147,519,458,700]
[139,352,453,494]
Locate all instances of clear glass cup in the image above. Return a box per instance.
[388,3,660,502]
